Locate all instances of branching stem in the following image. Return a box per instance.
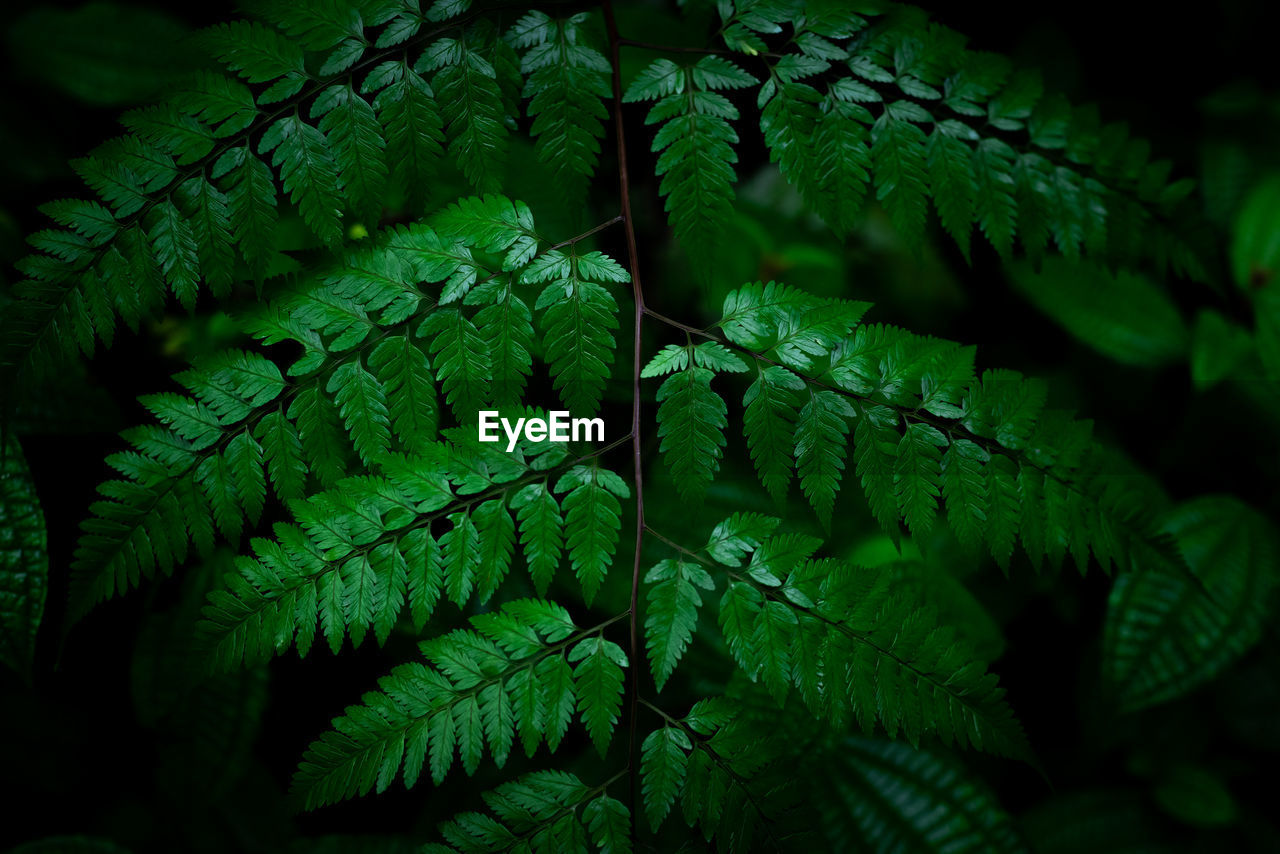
[602,0,648,841]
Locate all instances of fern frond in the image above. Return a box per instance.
[1103,496,1279,711]
[366,60,444,208]
[808,736,1029,853]
[703,3,1206,275]
[0,437,48,680]
[200,430,617,667]
[624,56,752,274]
[426,23,516,193]
[1,3,525,390]
[643,559,714,691]
[654,365,728,501]
[742,364,803,502]
[706,520,1031,758]
[534,251,624,415]
[638,696,801,845]
[511,12,611,202]
[794,388,855,526]
[316,85,389,224]
[292,601,626,809]
[641,282,1175,577]
[640,725,690,832]
[423,769,630,854]
[68,202,625,622]
[556,464,628,606]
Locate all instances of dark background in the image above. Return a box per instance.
[2,1,1277,851]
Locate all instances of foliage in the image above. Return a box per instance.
[1,1,1277,852]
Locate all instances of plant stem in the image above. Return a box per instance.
[602,0,646,841]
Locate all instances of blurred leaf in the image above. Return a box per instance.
[1008,258,1187,367]
[1200,140,1254,226]
[1021,790,1170,854]
[0,436,47,680]
[1152,763,1238,828]
[809,736,1029,853]
[1231,174,1280,291]
[1255,287,1280,381]
[7,3,199,106]
[1190,309,1253,390]
[1103,496,1279,712]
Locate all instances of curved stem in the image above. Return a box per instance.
[601,0,646,842]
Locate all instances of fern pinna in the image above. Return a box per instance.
[1,0,1275,852]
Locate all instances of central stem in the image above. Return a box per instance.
[601,0,646,839]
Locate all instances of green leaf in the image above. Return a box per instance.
[222,147,278,279]
[1008,258,1188,367]
[1152,763,1239,828]
[895,421,946,536]
[644,559,714,690]
[927,126,976,258]
[692,341,748,373]
[794,389,854,525]
[253,408,307,502]
[318,87,388,222]
[175,177,234,296]
[1104,496,1279,711]
[374,66,444,205]
[810,735,1028,853]
[520,22,610,201]
[420,308,490,421]
[538,274,620,415]
[147,200,201,309]
[871,107,928,241]
[433,41,510,193]
[473,286,534,409]
[263,115,343,247]
[557,467,624,605]
[641,345,690,378]
[655,367,728,501]
[743,365,803,502]
[972,139,1018,257]
[510,483,564,594]
[570,636,626,755]
[326,360,392,466]
[0,438,48,680]
[641,725,691,831]
[1190,310,1253,391]
[810,98,871,233]
[369,335,438,451]
[472,499,515,603]
[584,794,632,854]
[442,511,481,606]
[1230,173,1280,290]
[705,512,781,567]
[941,438,990,550]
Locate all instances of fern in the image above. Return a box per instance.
[422,769,630,854]
[624,56,753,273]
[806,736,1028,853]
[2,1,1271,851]
[66,201,626,621]
[0,437,48,681]
[292,599,626,807]
[705,520,1029,758]
[1102,496,1279,712]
